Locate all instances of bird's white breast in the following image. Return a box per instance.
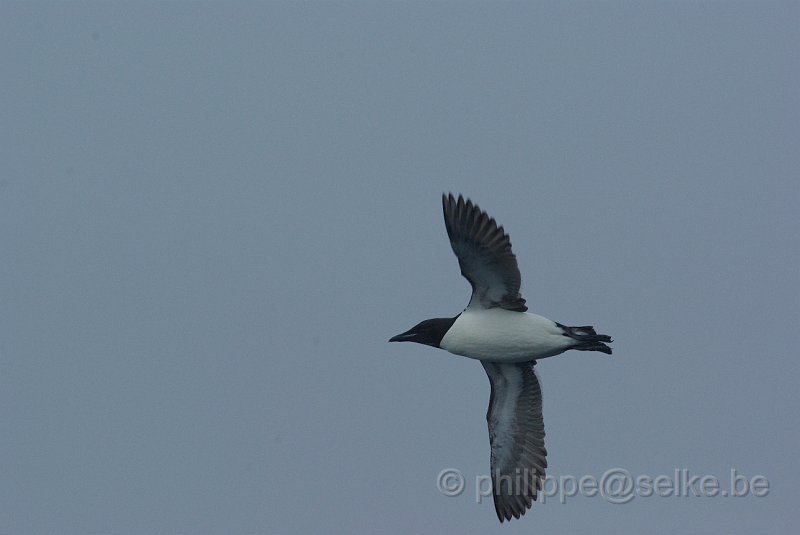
[440,308,573,361]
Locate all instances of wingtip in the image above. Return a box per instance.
[442,192,454,215]
[442,192,463,210]
[442,191,470,205]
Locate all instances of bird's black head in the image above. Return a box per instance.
[389,316,458,348]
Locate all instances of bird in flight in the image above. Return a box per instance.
[390,193,612,522]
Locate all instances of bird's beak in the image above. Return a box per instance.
[389,329,416,342]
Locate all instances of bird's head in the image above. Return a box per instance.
[389,317,457,348]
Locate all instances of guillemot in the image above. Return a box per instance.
[390,193,612,523]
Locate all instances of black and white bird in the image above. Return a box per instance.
[390,194,612,523]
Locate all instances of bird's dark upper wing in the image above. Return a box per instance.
[442,193,527,311]
[481,360,547,523]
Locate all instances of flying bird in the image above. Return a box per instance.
[390,194,612,522]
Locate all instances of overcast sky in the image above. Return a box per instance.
[1,2,798,533]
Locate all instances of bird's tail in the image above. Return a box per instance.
[557,323,613,355]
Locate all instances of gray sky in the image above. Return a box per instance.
[1,2,798,533]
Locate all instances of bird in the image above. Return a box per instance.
[389,193,612,523]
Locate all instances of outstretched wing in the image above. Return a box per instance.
[481,360,547,523]
[442,193,527,311]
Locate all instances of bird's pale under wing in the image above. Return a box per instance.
[442,193,527,311]
[481,360,547,522]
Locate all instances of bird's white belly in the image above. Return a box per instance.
[440,309,572,361]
